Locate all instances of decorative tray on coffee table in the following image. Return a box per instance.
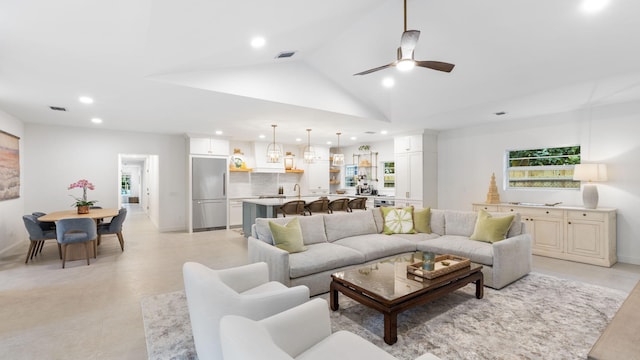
[407,254,471,279]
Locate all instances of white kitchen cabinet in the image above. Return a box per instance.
[394,134,423,153]
[472,203,617,267]
[394,151,423,206]
[229,200,243,227]
[394,132,437,209]
[189,137,229,156]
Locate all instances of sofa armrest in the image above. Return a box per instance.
[240,284,310,320]
[491,233,532,289]
[248,236,291,286]
[217,262,270,293]
[261,298,331,358]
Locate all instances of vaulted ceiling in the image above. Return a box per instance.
[1,0,639,146]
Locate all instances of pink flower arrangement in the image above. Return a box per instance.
[68,179,97,207]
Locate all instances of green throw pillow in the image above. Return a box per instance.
[414,207,432,233]
[381,206,416,235]
[470,209,514,243]
[268,217,307,253]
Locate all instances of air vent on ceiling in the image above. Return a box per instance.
[364,131,376,135]
[49,106,67,111]
[275,51,296,59]
[494,111,507,116]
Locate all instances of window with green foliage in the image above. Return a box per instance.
[382,161,395,188]
[121,174,131,195]
[506,146,581,189]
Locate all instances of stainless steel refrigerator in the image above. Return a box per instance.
[192,157,227,231]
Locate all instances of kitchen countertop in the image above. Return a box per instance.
[241,194,394,206]
[242,196,336,206]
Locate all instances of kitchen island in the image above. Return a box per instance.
[241,195,394,236]
[242,197,329,236]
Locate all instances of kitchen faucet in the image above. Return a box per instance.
[294,184,300,199]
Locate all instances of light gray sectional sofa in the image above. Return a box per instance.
[248,208,532,296]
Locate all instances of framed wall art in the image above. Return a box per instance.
[0,130,20,200]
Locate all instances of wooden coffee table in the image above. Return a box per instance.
[330,254,483,345]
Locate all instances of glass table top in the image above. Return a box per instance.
[332,253,482,302]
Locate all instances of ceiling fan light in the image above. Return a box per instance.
[396,59,415,72]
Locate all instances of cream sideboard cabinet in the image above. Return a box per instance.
[472,203,617,267]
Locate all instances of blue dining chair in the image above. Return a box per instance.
[56,218,97,268]
[32,212,57,256]
[97,208,127,251]
[22,214,60,263]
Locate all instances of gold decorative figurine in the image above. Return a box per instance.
[486,173,501,204]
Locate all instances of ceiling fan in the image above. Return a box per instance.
[354,0,455,76]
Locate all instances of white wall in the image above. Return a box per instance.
[0,109,25,255]
[24,124,187,232]
[438,101,640,265]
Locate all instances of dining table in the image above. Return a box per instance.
[38,208,120,260]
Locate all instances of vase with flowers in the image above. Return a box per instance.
[69,179,97,214]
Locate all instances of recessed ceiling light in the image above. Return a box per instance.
[251,37,266,48]
[259,134,266,139]
[580,0,609,13]
[79,96,94,104]
[215,130,223,135]
[382,77,395,88]
[326,141,332,145]
[380,130,388,135]
[91,118,102,124]
[295,138,302,142]
[350,136,357,140]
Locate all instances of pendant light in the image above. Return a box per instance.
[266,124,283,163]
[303,129,316,163]
[332,132,345,166]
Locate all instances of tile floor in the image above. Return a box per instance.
[1,204,639,359]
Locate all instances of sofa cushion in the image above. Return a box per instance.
[416,235,494,266]
[470,209,514,243]
[324,211,377,242]
[430,209,446,235]
[390,232,440,244]
[489,212,523,238]
[381,206,416,235]
[269,218,307,253]
[333,234,417,262]
[414,207,432,233]
[289,243,365,278]
[443,211,478,236]
[371,208,384,233]
[255,215,328,246]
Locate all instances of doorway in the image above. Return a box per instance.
[118,154,159,227]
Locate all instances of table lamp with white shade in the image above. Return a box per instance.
[573,163,608,209]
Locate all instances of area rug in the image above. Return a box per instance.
[141,273,626,360]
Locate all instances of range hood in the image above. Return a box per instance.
[252,142,285,173]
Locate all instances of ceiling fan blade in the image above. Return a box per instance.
[399,30,420,59]
[353,62,395,76]
[415,61,455,73]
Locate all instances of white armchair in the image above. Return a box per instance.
[220,298,442,360]
[183,262,310,360]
